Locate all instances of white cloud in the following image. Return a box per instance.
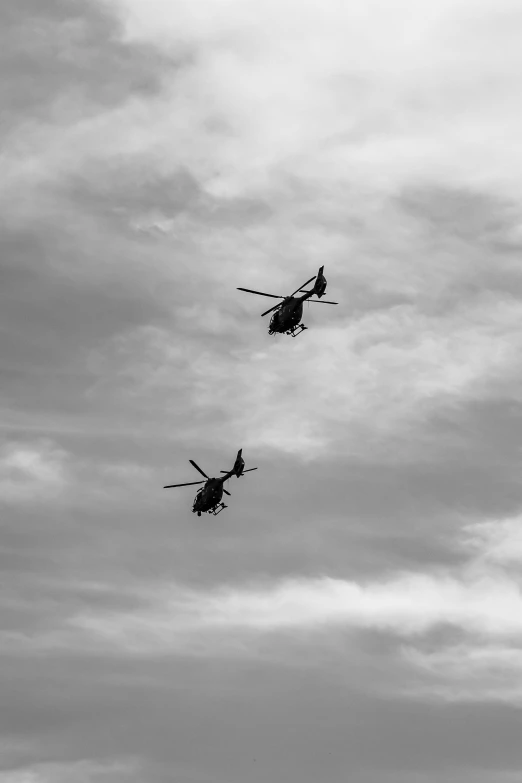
[3,508,522,709]
[0,440,68,504]
[4,0,522,727]
[233,298,522,456]
[5,0,522,214]
[63,568,522,658]
[5,0,522,470]
[404,643,522,679]
[88,0,522,202]
[385,518,522,703]
[87,291,522,458]
[15,512,509,714]
[0,439,148,509]
[463,516,522,565]
[401,643,522,704]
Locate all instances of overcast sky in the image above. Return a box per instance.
[2,1,522,781]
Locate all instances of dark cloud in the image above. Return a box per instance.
[2,653,522,783]
[397,186,522,304]
[63,162,273,233]
[0,0,175,134]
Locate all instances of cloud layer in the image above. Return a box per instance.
[3,1,522,782]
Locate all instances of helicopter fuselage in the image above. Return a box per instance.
[192,478,224,513]
[269,297,304,334]
[164,451,256,516]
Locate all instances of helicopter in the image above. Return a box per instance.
[163,449,258,516]
[237,266,338,337]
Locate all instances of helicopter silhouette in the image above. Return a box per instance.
[163,449,258,516]
[237,266,338,337]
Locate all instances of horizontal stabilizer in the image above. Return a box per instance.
[220,467,258,474]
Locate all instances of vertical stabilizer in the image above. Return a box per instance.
[313,266,327,298]
[233,449,245,476]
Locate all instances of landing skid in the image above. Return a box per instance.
[193,503,228,516]
[269,324,307,337]
[287,324,307,337]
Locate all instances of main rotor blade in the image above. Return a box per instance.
[223,488,231,496]
[219,467,258,474]
[189,460,209,479]
[163,480,205,488]
[290,276,316,297]
[307,300,338,305]
[261,302,283,317]
[237,287,283,300]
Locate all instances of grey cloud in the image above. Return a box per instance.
[2,652,522,783]
[0,0,174,134]
[396,186,522,303]
[63,162,273,234]
[3,1,522,781]
[399,187,516,243]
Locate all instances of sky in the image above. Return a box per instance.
[2,0,522,781]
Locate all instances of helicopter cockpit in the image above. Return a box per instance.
[269,311,280,334]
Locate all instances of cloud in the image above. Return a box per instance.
[0,510,506,715]
[0,440,68,504]
[0,437,153,511]
[85,287,522,459]
[0,760,138,783]
[401,643,522,705]
[66,568,522,658]
[6,0,522,225]
[4,0,522,472]
[463,516,522,566]
[12,510,510,660]
[4,0,522,778]
[92,0,522,203]
[3,562,522,666]
[404,643,522,679]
